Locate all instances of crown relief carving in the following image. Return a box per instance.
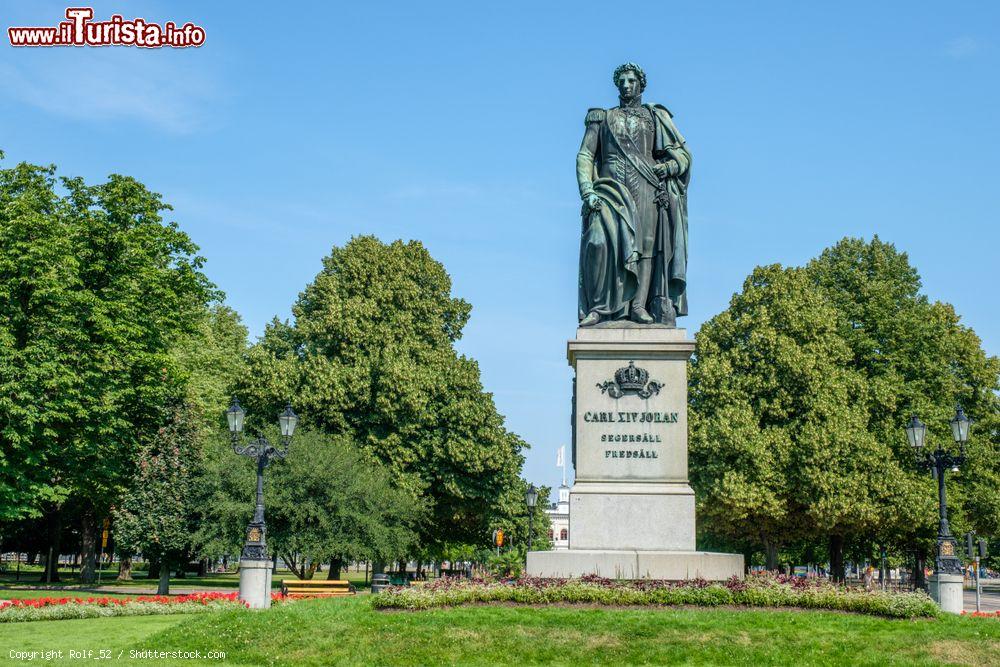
[597,360,664,399]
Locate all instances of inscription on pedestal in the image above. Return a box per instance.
[574,354,688,482]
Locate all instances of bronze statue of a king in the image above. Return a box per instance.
[576,63,691,327]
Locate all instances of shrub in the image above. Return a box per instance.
[371,572,939,619]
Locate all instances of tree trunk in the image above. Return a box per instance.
[829,535,845,583]
[198,559,208,577]
[157,556,170,595]
[281,552,306,579]
[147,554,161,579]
[272,554,278,574]
[327,557,343,581]
[764,540,780,571]
[79,508,98,584]
[41,509,62,583]
[914,552,927,591]
[117,554,133,581]
[305,559,320,580]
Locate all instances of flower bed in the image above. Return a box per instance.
[372,572,939,619]
[962,610,1000,619]
[0,591,288,623]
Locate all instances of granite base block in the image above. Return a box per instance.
[526,549,743,581]
[569,484,695,551]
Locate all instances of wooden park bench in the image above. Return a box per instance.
[280,579,356,599]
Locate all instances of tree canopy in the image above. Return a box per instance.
[691,237,1000,574]
[234,236,529,553]
[196,429,426,579]
[0,158,216,522]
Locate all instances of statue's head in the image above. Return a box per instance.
[613,62,647,98]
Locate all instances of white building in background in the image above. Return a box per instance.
[545,445,570,549]
[545,483,570,549]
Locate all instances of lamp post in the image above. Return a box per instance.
[227,397,297,608]
[525,484,538,551]
[904,405,971,613]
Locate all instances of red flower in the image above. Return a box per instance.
[0,590,245,612]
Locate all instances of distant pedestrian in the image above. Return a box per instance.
[864,565,875,591]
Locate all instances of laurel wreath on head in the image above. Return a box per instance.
[613,62,647,92]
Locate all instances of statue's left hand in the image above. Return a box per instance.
[654,161,678,178]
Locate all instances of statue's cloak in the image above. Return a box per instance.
[648,104,690,319]
[578,178,639,319]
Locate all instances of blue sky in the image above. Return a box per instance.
[2,1,998,497]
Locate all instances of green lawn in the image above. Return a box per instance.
[0,596,997,666]
[1,615,187,659]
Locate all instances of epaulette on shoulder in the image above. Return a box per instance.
[585,108,606,124]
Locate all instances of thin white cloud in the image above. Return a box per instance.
[0,48,222,133]
[944,36,983,60]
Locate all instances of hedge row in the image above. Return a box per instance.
[372,573,939,619]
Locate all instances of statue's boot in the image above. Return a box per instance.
[580,310,601,327]
[630,259,654,324]
[656,298,677,327]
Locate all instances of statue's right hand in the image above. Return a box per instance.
[586,193,603,211]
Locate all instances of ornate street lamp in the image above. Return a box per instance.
[904,414,926,451]
[228,397,297,608]
[905,406,971,583]
[949,406,971,448]
[525,484,538,551]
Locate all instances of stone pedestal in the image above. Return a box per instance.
[526,324,743,580]
[929,573,964,614]
[238,558,272,609]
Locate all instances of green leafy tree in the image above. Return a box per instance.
[172,304,248,437]
[692,238,1000,580]
[0,159,78,520]
[0,156,216,582]
[489,481,553,554]
[234,236,528,552]
[806,237,1000,574]
[271,431,426,579]
[691,265,895,576]
[196,429,424,579]
[113,405,200,594]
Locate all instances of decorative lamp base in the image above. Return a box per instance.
[928,573,964,614]
[238,558,272,609]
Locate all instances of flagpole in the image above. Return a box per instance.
[558,445,567,486]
